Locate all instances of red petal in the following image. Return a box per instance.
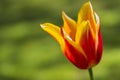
[79,25,97,67]
[96,30,103,63]
[64,39,89,69]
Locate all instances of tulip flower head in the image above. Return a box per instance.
[40,1,103,69]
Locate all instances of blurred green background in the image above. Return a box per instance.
[0,0,120,80]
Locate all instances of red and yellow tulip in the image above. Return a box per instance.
[40,1,103,69]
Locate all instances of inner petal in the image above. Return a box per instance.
[62,11,77,41]
[77,1,96,34]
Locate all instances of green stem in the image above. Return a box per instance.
[88,68,94,80]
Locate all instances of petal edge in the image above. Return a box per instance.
[40,23,65,50]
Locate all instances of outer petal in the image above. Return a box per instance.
[94,12,100,31]
[77,1,96,33]
[40,23,65,50]
[61,28,88,69]
[62,11,76,40]
[96,29,103,64]
[75,21,97,68]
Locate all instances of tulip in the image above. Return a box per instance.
[40,1,103,70]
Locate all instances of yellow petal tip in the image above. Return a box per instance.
[40,23,50,29]
[62,11,65,15]
[62,11,69,20]
[40,24,44,28]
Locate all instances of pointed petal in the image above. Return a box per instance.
[60,28,88,69]
[62,11,76,40]
[94,13,102,64]
[77,1,96,33]
[64,37,88,69]
[75,21,97,67]
[40,23,65,50]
